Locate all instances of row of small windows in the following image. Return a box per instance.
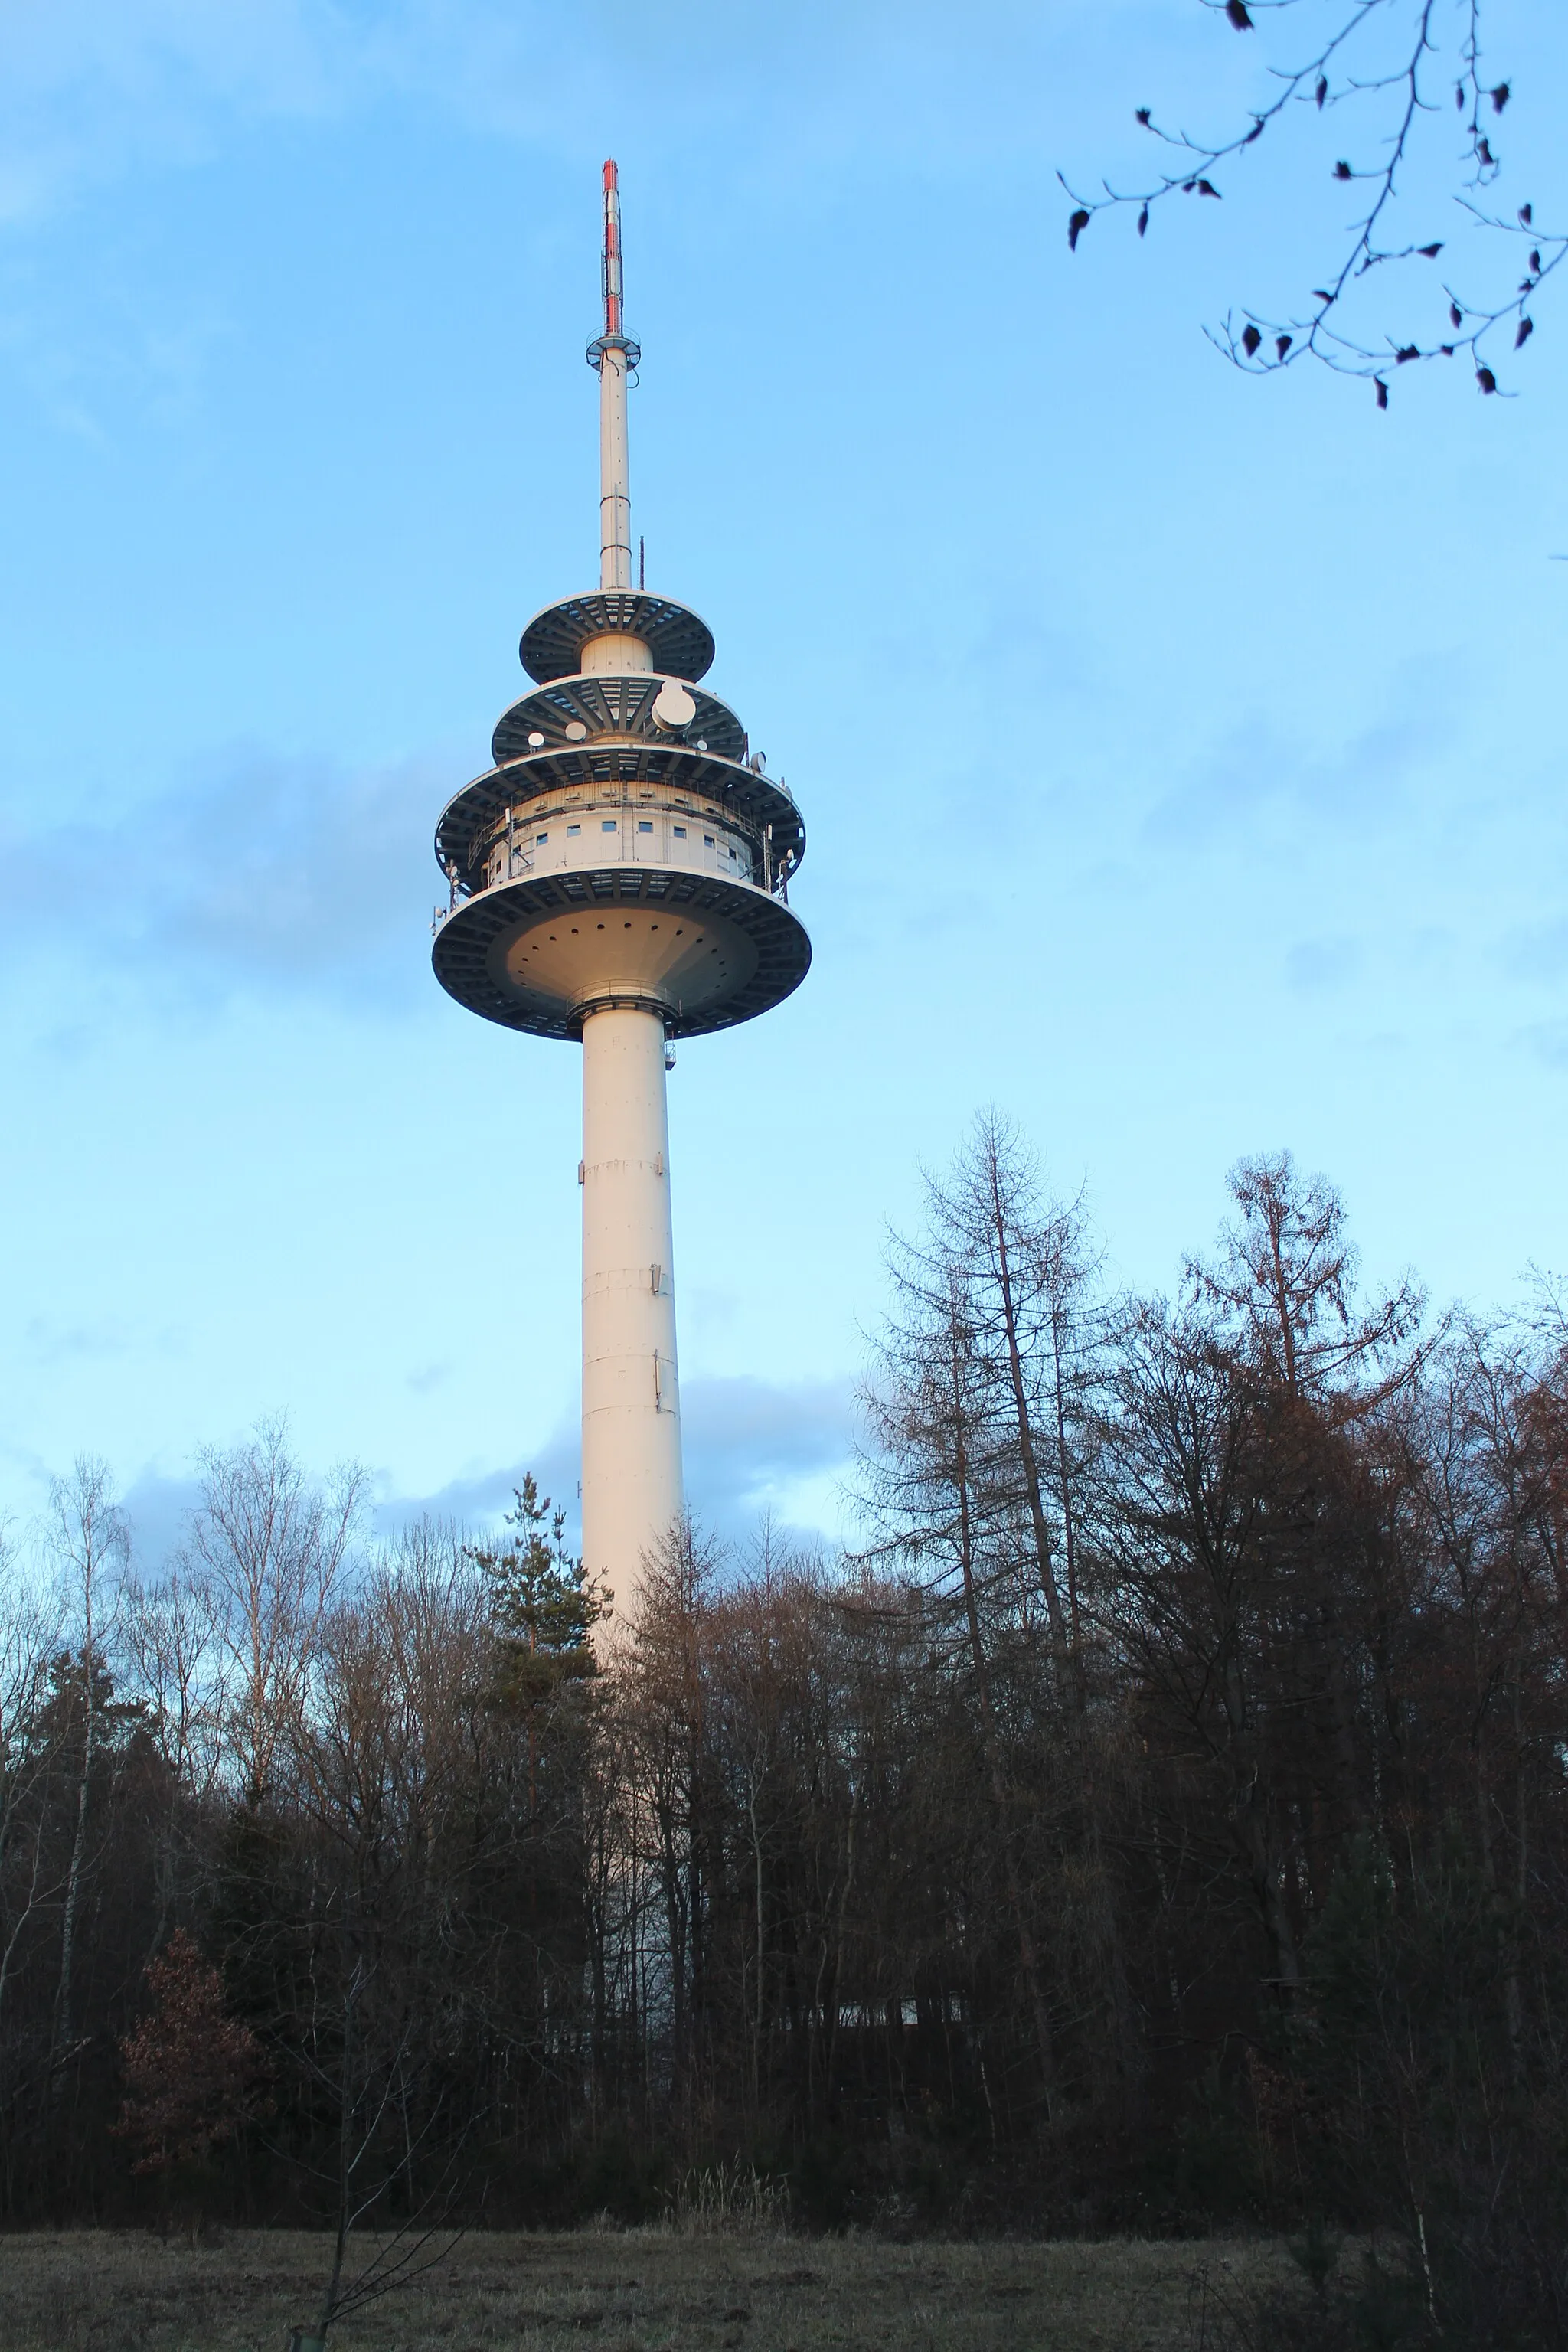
[528,822,724,851]
[486,818,750,892]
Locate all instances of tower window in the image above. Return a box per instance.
[638,820,653,834]
[536,833,548,846]
[602,819,617,833]
[567,823,580,835]
[672,825,686,839]
[704,835,714,848]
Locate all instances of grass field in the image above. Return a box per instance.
[0,2226,1294,2351]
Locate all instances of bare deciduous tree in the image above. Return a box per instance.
[1187,1148,1428,1416]
[184,1419,364,1802]
[47,1457,128,2066]
[0,1566,63,2056]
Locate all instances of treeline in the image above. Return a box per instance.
[2,1128,1564,2343]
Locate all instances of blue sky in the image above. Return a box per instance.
[2,0,1565,1564]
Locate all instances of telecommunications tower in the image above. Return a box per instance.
[432,162,810,1616]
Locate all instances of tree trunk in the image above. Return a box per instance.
[945,1315,1057,2110]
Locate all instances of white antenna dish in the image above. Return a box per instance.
[564,720,589,742]
[528,730,546,750]
[652,681,696,731]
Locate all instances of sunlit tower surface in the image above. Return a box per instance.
[432,163,810,1618]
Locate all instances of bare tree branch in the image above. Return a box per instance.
[1061,0,1564,402]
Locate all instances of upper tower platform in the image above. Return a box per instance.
[519,590,714,685]
[431,162,809,1044]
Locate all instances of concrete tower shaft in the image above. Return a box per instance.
[581,1005,682,1589]
[430,162,810,1622]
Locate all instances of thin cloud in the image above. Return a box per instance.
[1145,688,1455,852]
[1521,1021,1568,1074]
[2,744,444,1011]
[1285,934,1362,994]
[373,1372,858,1557]
[0,0,1149,230]
[1500,916,1568,986]
[118,1464,205,1572]
[0,0,348,224]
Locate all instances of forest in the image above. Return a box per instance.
[2,1127,1564,2347]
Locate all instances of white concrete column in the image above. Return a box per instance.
[580,1004,683,1621]
[580,630,652,675]
[599,340,632,591]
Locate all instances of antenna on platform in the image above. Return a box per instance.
[587,158,639,592]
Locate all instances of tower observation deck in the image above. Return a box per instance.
[432,162,811,1617]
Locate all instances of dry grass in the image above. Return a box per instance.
[0,2226,1290,2352]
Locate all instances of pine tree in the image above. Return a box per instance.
[471,1476,603,1707]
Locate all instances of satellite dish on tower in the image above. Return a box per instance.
[652,681,696,731]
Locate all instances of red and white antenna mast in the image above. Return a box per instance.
[590,159,638,591]
[602,156,624,338]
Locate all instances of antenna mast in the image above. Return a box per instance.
[590,159,639,592]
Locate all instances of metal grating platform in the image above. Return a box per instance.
[519,591,716,685]
[431,867,811,1041]
[492,672,746,767]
